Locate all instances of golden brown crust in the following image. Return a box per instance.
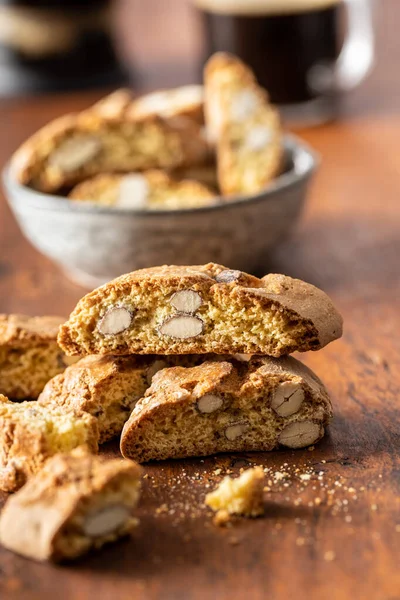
[68,170,216,210]
[57,264,343,357]
[0,448,141,562]
[0,396,99,492]
[120,355,332,462]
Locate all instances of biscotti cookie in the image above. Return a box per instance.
[58,264,343,357]
[129,85,204,124]
[38,354,221,443]
[204,52,283,195]
[39,355,176,443]
[205,467,265,520]
[68,170,216,210]
[0,395,98,492]
[11,109,209,193]
[0,314,77,400]
[120,355,333,462]
[0,448,141,562]
[169,164,219,192]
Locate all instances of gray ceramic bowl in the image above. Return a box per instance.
[3,135,318,288]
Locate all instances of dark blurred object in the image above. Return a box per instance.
[195,0,375,125]
[0,0,127,96]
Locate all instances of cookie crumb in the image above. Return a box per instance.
[324,551,336,562]
[206,467,265,520]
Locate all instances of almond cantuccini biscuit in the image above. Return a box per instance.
[11,108,209,193]
[0,314,77,400]
[38,354,225,443]
[204,52,283,195]
[58,264,343,358]
[0,395,98,492]
[206,467,265,522]
[68,170,216,211]
[0,448,141,562]
[120,355,333,462]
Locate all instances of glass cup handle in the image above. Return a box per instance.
[308,0,375,94]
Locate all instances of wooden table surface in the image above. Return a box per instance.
[1,4,400,599]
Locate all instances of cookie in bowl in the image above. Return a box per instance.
[204,52,283,195]
[11,109,209,194]
[68,170,216,210]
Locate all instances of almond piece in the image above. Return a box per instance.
[196,394,223,414]
[98,306,133,335]
[159,315,203,339]
[117,174,149,209]
[230,89,259,122]
[215,270,242,284]
[147,360,168,385]
[83,505,130,538]
[245,126,273,151]
[170,290,202,314]
[279,421,323,449]
[233,354,253,362]
[271,382,305,417]
[225,421,248,441]
[49,135,101,172]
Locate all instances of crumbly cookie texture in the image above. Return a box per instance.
[204,52,283,195]
[0,395,98,492]
[58,264,343,358]
[205,467,265,522]
[68,170,216,211]
[129,85,204,124]
[0,314,77,400]
[11,108,209,193]
[120,355,332,463]
[0,448,141,562]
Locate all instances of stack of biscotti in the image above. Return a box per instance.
[10,53,284,210]
[40,263,343,463]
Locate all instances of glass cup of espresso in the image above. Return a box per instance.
[193,0,375,125]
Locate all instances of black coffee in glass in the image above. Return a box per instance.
[195,0,343,112]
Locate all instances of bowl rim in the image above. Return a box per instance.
[3,133,320,217]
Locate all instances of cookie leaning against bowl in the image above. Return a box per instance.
[10,108,209,194]
[0,447,141,562]
[120,355,333,462]
[204,52,283,195]
[0,314,77,400]
[0,394,98,492]
[68,170,217,210]
[57,264,343,357]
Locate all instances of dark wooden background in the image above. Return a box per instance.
[0,1,399,599]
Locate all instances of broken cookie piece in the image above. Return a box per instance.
[206,467,265,522]
[0,448,141,562]
[68,170,216,211]
[11,107,209,193]
[120,355,332,462]
[58,264,343,358]
[0,314,77,400]
[0,395,98,492]
[204,52,283,195]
